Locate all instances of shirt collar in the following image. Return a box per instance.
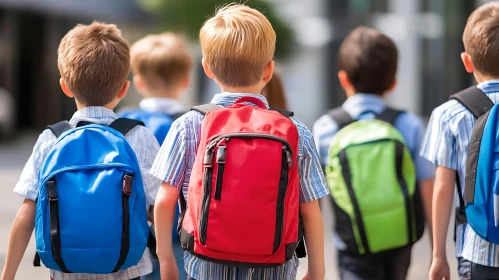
[139,97,185,115]
[477,80,499,94]
[69,106,117,126]
[341,93,386,119]
[211,92,270,108]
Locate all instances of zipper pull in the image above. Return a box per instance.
[204,149,214,167]
[283,145,292,168]
[216,145,227,164]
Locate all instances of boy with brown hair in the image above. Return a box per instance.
[119,32,193,280]
[151,4,328,280]
[422,2,499,279]
[1,22,160,280]
[313,26,434,280]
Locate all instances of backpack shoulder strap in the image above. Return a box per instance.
[46,121,72,138]
[191,104,222,115]
[269,107,294,118]
[450,86,494,119]
[109,118,144,135]
[376,107,404,126]
[328,108,354,130]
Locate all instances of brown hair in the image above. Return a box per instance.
[338,26,398,95]
[57,21,130,106]
[131,32,193,89]
[200,4,276,87]
[262,73,288,109]
[463,2,499,77]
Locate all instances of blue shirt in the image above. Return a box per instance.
[421,80,499,266]
[150,93,329,280]
[313,93,435,250]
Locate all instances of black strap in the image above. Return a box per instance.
[376,108,403,126]
[109,118,144,135]
[46,180,71,273]
[269,107,294,118]
[450,86,494,119]
[328,108,354,130]
[112,174,133,272]
[339,150,370,254]
[33,252,41,267]
[191,104,222,115]
[46,121,72,138]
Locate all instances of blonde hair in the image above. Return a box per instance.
[463,2,499,77]
[131,32,193,89]
[200,4,276,87]
[58,21,130,106]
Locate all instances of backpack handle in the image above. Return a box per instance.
[233,96,267,109]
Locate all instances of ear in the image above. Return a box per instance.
[387,79,397,92]
[133,75,147,94]
[117,80,130,99]
[262,61,274,83]
[181,76,190,90]
[338,70,355,95]
[202,58,216,80]
[60,79,74,99]
[461,52,475,73]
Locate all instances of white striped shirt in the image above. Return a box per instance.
[13,106,161,279]
[420,80,499,266]
[150,93,329,280]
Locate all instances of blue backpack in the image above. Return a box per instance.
[35,119,149,274]
[451,86,499,243]
[118,109,184,244]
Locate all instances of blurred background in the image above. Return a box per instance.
[0,0,491,279]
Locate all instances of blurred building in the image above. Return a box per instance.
[0,0,151,133]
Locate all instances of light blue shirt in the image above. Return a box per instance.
[150,93,329,280]
[421,80,499,266]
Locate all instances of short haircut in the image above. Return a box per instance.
[463,2,499,77]
[131,32,193,88]
[200,4,276,87]
[57,21,130,106]
[338,26,398,95]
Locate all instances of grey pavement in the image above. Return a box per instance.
[0,134,458,279]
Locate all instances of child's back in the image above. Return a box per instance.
[151,4,328,280]
[119,32,192,280]
[1,22,160,280]
[422,2,499,279]
[313,26,435,280]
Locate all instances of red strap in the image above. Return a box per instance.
[233,96,267,109]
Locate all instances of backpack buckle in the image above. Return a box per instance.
[46,180,58,202]
[204,150,214,167]
[123,174,133,196]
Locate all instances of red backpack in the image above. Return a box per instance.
[179,96,302,267]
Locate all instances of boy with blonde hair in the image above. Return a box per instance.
[119,32,193,280]
[1,22,160,280]
[422,2,499,279]
[151,4,328,280]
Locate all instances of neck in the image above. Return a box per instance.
[219,84,264,95]
[143,85,183,100]
[474,72,499,84]
[75,100,116,111]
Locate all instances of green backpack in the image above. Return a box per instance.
[325,108,424,255]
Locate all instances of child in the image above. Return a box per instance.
[119,32,193,280]
[313,26,435,280]
[150,4,328,280]
[261,72,288,109]
[1,22,160,280]
[422,2,499,279]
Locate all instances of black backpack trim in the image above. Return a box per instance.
[191,104,222,115]
[46,121,72,138]
[450,87,493,227]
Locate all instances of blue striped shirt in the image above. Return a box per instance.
[420,80,499,266]
[150,92,329,280]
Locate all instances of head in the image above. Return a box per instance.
[131,32,193,99]
[58,22,130,110]
[200,4,276,94]
[337,26,398,98]
[262,72,288,109]
[462,2,499,83]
